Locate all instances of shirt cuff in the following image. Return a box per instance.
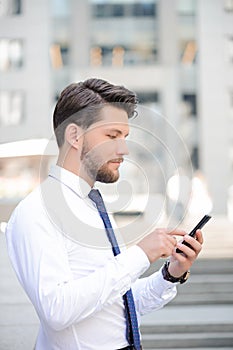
[158,265,179,287]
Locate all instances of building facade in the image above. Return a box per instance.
[0,0,233,220]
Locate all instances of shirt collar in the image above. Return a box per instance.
[49,165,91,199]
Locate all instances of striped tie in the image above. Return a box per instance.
[88,189,141,350]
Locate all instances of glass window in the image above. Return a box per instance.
[90,44,158,66]
[137,91,159,105]
[177,0,196,65]
[180,40,197,65]
[0,39,23,71]
[90,1,158,66]
[177,0,196,16]
[182,93,197,115]
[0,0,21,16]
[230,92,233,119]
[111,3,124,17]
[180,93,198,168]
[132,2,156,17]
[50,42,69,68]
[50,0,70,18]
[92,1,156,18]
[0,91,24,126]
[227,36,233,63]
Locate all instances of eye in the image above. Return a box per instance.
[107,134,117,139]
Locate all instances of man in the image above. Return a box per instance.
[6,78,203,350]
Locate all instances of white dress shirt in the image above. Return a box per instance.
[6,165,177,350]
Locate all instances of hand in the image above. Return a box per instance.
[168,229,204,278]
[137,228,186,263]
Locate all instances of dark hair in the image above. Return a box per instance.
[53,78,138,147]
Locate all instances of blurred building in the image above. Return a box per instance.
[0,0,233,222]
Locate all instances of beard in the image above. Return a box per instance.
[80,138,120,184]
[96,163,120,183]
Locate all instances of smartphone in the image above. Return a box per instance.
[176,214,212,253]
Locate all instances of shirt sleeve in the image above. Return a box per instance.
[6,199,150,332]
[132,262,177,318]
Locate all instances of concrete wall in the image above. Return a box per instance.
[0,0,52,143]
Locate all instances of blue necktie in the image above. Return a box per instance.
[88,189,141,350]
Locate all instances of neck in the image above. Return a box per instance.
[57,148,95,187]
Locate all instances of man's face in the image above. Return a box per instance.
[80,105,129,184]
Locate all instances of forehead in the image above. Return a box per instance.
[90,105,129,132]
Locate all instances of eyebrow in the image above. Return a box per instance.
[105,128,129,138]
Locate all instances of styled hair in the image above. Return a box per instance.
[53,78,138,147]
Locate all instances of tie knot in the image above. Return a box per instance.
[88,189,102,205]
[88,190,107,214]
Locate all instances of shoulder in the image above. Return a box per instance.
[5,179,69,255]
[10,184,45,219]
[6,178,57,234]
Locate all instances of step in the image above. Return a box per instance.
[141,332,233,349]
[141,323,233,334]
[142,259,233,277]
[145,348,233,350]
[189,259,233,275]
[140,305,233,328]
[169,274,233,305]
[181,274,233,287]
[141,323,233,348]
[169,293,233,305]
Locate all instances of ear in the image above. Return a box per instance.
[64,123,83,150]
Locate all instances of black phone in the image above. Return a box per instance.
[176,214,212,253]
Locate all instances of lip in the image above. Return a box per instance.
[108,159,123,165]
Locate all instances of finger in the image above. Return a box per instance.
[165,234,178,249]
[166,229,187,237]
[183,235,203,255]
[175,240,197,259]
[185,233,203,251]
[172,236,177,245]
[161,237,178,258]
[195,229,204,244]
[172,248,187,262]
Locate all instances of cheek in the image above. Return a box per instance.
[94,140,116,156]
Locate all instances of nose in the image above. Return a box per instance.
[116,138,129,156]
